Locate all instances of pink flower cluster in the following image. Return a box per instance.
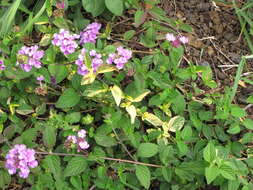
[17,45,44,72]
[65,129,89,152]
[166,33,189,48]
[52,29,80,55]
[5,144,38,178]
[0,60,5,70]
[80,22,101,45]
[106,46,132,69]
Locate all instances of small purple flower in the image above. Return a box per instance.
[80,22,101,45]
[166,33,189,47]
[17,45,44,72]
[166,33,176,42]
[52,29,80,55]
[36,75,44,81]
[0,60,6,70]
[78,129,86,138]
[78,141,89,150]
[179,36,189,44]
[56,1,65,9]
[106,47,132,69]
[65,130,89,152]
[5,144,38,178]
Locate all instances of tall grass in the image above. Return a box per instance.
[0,0,22,37]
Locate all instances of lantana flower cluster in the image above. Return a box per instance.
[0,60,5,70]
[80,22,101,45]
[52,29,80,55]
[166,33,189,48]
[75,48,104,75]
[5,144,38,178]
[65,129,89,152]
[17,45,44,72]
[106,46,133,69]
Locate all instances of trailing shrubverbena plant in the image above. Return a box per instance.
[0,0,253,190]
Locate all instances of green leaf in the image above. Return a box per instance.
[48,64,68,84]
[135,165,150,189]
[205,166,220,184]
[162,167,172,182]
[0,170,11,189]
[124,30,136,40]
[82,0,105,17]
[105,0,123,16]
[231,106,247,117]
[95,134,117,147]
[56,88,80,109]
[137,143,158,158]
[111,85,123,106]
[203,142,216,163]
[44,155,62,180]
[64,157,87,177]
[243,119,253,130]
[134,10,146,27]
[220,164,236,180]
[43,125,56,149]
[65,112,81,124]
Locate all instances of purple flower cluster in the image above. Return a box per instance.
[89,50,103,72]
[0,60,5,70]
[166,33,189,48]
[65,129,89,152]
[80,22,101,45]
[17,45,44,72]
[52,29,80,55]
[106,46,132,69]
[5,144,38,178]
[75,49,103,76]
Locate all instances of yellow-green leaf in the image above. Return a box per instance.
[128,90,150,102]
[126,105,137,124]
[81,72,96,85]
[97,64,116,74]
[142,112,163,127]
[111,85,123,106]
[86,89,108,97]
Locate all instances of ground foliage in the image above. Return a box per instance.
[0,0,253,190]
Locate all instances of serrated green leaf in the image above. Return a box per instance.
[105,0,123,16]
[64,157,87,177]
[205,166,220,184]
[203,142,216,163]
[43,125,56,149]
[135,165,150,189]
[44,155,62,180]
[56,88,80,109]
[137,143,158,158]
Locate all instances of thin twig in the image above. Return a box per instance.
[210,39,236,65]
[35,151,162,168]
[111,127,136,161]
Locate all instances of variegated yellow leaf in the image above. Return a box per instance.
[126,105,137,124]
[111,85,123,106]
[81,72,96,85]
[142,112,163,127]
